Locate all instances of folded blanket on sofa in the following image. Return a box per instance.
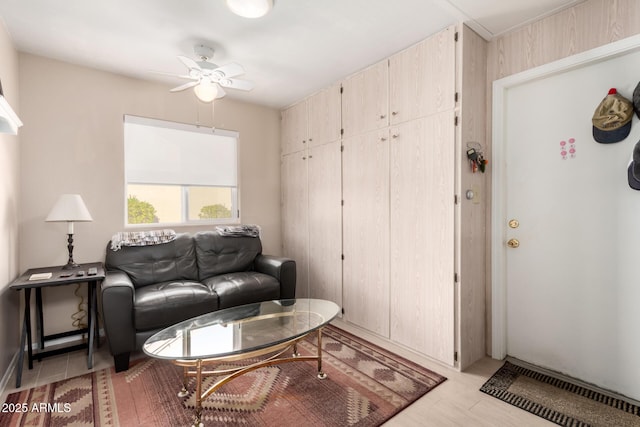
[215,225,261,238]
[110,229,176,251]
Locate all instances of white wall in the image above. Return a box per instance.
[0,21,21,381]
[18,53,281,335]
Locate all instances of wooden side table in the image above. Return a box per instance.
[9,262,105,388]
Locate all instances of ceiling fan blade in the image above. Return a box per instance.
[214,62,245,78]
[218,78,254,91]
[177,55,201,71]
[149,70,195,80]
[170,81,199,92]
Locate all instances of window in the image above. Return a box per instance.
[123,115,239,226]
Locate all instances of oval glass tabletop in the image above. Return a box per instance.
[143,298,340,361]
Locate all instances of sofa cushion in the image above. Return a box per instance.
[106,233,198,288]
[203,272,280,309]
[134,280,219,331]
[194,231,262,280]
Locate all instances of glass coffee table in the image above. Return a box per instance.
[143,298,340,427]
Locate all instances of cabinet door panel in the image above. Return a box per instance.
[281,152,309,297]
[389,112,455,365]
[308,141,342,306]
[341,60,389,138]
[308,84,341,148]
[343,129,390,337]
[389,26,455,124]
[281,100,308,155]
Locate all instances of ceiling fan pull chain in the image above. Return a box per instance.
[211,99,215,128]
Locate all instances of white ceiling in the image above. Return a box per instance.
[0,0,582,108]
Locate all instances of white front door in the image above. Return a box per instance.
[493,36,640,400]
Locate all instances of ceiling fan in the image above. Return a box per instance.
[157,45,254,103]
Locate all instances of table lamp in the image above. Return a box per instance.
[45,194,93,269]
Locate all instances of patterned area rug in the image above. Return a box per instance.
[480,361,640,427]
[1,325,445,426]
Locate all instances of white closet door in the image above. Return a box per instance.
[281,100,308,155]
[389,112,455,365]
[281,152,309,297]
[308,84,342,148]
[343,128,390,337]
[308,140,342,306]
[389,26,455,125]
[341,60,389,138]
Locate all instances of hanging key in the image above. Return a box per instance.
[467,148,478,172]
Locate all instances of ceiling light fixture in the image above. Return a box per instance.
[193,81,221,103]
[226,0,273,18]
[0,80,23,135]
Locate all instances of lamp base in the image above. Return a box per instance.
[62,233,79,270]
[61,261,80,270]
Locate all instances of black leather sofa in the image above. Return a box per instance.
[100,230,296,372]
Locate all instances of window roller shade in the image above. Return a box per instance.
[124,116,238,187]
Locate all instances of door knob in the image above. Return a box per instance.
[508,219,519,229]
[507,238,520,248]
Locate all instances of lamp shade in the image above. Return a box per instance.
[226,0,273,18]
[46,194,93,222]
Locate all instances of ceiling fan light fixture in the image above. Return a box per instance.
[226,0,273,18]
[194,82,220,103]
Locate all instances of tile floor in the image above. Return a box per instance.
[1,322,556,426]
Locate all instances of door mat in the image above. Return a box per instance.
[480,361,640,427]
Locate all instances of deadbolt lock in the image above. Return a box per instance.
[507,238,520,248]
[508,219,519,229]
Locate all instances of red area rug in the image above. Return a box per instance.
[1,326,445,426]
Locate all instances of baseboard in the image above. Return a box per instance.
[0,351,19,398]
[331,318,458,375]
[0,329,105,398]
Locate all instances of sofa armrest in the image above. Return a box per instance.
[100,271,136,356]
[254,254,296,299]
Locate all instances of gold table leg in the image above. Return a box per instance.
[178,326,330,426]
[178,366,189,397]
[317,328,327,379]
[292,342,300,357]
[194,359,203,427]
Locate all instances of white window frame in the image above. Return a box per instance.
[123,115,240,227]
